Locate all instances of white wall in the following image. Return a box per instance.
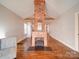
[49,3,79,51]
[0,4,24,43]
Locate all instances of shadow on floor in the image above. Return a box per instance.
[27,46,52,51]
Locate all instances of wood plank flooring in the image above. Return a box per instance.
[16,35,79,59]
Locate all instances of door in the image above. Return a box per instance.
[75,12,79,52]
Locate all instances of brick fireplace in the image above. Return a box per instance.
[32,0,47,47]
[32,32,47,47]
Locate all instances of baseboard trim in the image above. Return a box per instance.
[17,36,26,43]
[49,33,78,52]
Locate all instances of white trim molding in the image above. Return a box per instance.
[49,33,77,51]
[75,12,79,52]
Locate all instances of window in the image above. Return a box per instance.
[0,29,6,39]
[24,22,32,37]
[24,23,27,34]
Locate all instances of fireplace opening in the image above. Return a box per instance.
[35,37,44,48]
[27,37,52,51]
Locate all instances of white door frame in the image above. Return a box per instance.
[75,12,79,52]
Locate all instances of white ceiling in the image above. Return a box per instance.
[0,0,79,19]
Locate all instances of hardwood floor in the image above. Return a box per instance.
[16,35,79,59]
